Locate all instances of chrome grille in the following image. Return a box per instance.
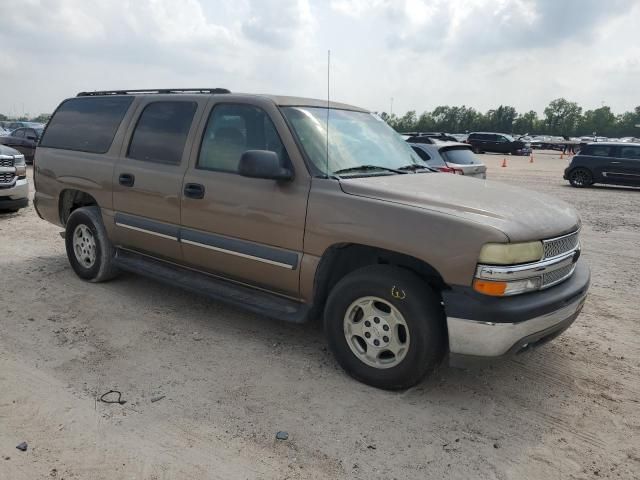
[543,263,576,287]
[0,157,14,167]
[543,231,579,259]
[0,172,15,184]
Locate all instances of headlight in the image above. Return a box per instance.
[478,241,543,265]
[14,155,27,178]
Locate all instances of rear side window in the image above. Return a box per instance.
[411,146,446,166]
[620,146,640,159]
[582,145,611,157]
[40,96,133,153]
[441,147,481,165]
[127,102,197,165]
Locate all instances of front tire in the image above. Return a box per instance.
[568,168,593,188]
[65,206,119,282]
[324,265,446,390]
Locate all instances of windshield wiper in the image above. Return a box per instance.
[333,165,407,176]
[398,164,436,172]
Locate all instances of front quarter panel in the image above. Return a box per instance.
[301,178,508,299]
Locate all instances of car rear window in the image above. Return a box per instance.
[581,145,611,157]
[127,101,197,165]
[40,96,133,153]
[441,147,481,165]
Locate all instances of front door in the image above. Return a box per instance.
[180,100,310,297]
[112,98,204,262]
[609,145,640,186]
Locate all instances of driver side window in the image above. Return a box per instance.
[198,104,288,173]
[12,128,25,138]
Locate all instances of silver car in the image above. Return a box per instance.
[0,144,29,212]
[409,141,487,179]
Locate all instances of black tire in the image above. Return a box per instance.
[65,206,119,282]
[568,168,593,188]
[324,265,446,390]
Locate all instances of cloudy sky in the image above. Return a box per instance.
[1,0,639,117]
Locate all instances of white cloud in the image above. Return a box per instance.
[0,0,638,117]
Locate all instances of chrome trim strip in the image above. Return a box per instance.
[476,250,577,281]
[181,239,294,269]
[447,294,587,356]
[115,222,177,241]
[603,171,640,177]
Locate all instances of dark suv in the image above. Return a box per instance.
[467,132,531,156]
[564,143,640,188]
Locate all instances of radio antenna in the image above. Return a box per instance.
[326,49,330,178]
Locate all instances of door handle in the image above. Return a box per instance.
[119,173,135,187]
[610,162,621,164]
[184,183,205,199]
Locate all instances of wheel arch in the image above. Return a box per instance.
[59,189,99,226]
[309,243,448,320]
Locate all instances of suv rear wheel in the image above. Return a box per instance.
[65,206,119,282]
[568,168,593,188]
[324,265,445,390]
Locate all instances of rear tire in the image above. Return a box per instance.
[65,206,119,282]
[324,265,445,390]
[568,168,593,188]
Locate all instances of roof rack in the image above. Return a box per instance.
[77,88,231,97]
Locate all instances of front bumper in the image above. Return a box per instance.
[443,260,590,361]
[0,177,29,209]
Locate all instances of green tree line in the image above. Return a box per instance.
[0,113,51,123]
[380,98,640,138]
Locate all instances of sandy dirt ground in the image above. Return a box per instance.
[1,151,639,480]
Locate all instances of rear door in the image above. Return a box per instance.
[610,145,640,185]
[179,98,310,296]
[4,128,26,153]
[112,98,204,262]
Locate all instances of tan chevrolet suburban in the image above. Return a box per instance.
[33,88,590,390]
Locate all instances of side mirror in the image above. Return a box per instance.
[238,150,292,181]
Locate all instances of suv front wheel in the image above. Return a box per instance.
[65,206,119,282]
[324,265,445,390]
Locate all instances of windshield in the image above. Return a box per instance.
[281,107,425,176]
[441,147,481,165]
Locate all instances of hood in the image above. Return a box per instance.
[339,173,580,242]
[0,144,21,156]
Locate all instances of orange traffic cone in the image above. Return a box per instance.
[529,153,534,163]
[501,158,507,167]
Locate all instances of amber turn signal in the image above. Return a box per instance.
[473,279,507,296]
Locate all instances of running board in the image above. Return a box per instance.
[114,249,310,324]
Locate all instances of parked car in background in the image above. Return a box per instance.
[403,132,459,143]
[0,144,29,212]
[564,142,640,188]
[466,132,532,155]
[410,141,487,179]
[0,126,44,163]
[4,121,44,131]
